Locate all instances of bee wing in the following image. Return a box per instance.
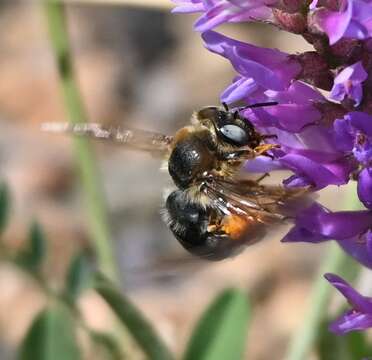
[125,254,209,286]
[42,122,174,155]
[203,177,310,224]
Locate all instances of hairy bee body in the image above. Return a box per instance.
[161,105,287,260]
[43,101,308,261]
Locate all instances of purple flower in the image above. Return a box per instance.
[333,111,372,207]
[232,80,352,189]
[325,273,372,334]
[283,203,372,268]
[338,229,372,269]
[202,31,302,93]
[245,124,352,189]
[174,0,372,338]
[172,0,277,32]
[312,0,372,45]
[358,168,372,209]
[200,30,358,190]
[330,61,368,107]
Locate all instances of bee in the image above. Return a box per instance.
[42,101,308,261]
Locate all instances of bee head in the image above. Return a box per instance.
[197,105,260,148]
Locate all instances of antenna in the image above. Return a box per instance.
[239,101,278,111]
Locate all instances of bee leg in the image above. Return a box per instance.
[255,173,270,183]
[253,143,279,156]
[261,134,278,140]
[219,149,255,161]
[222,102,229,111]
[281,215,294,222]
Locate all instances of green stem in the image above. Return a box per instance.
[284,244,359,360]
[284,183,362,360]
[43,0,117,280]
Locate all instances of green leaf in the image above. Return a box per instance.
[90,331,123,360]
[16,221,46,272]
[18,305,81,360]
[65,252,92,302]
[0,183,10,235]
[183,288,251,360]
[94,274,174,360]
[347,331,372,359]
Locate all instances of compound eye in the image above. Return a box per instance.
[219,124,249,146]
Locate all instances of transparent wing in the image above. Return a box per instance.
[42,122,174,155]
[202,176,310,224]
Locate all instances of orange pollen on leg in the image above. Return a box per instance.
[221,215,251,240]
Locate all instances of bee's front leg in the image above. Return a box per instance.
[253,143,280,156]
[219,143,279,162]
[219,149,255,161]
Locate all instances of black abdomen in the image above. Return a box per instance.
[164,190,244,260]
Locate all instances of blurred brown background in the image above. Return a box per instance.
[0,1,347,359]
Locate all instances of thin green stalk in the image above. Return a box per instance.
[284,183,362,360]
[43,0,117,280]
[284,244,359,360]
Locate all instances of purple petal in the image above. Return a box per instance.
[334,61,368,83]
[283,175,313,188]
[309,0,318,10]
[349,61,368,82]
[172,1,205,13]
[329,310,372,334]
[202,31,301,90]
[344,19,370,39]
[330,83,347,102]
[282,222,326,243]
[243,156,284,172]
[324,273,372,313]
[346,112,372,136]
[195,3,236,32]
[367,230,372,258]
[358,168,372,209]
[282,203,372,241]
[262,122,343,159]
[349,83,363,106]
[314,0,352,45]
[333,117,355,151]
[228,0,277,9]
[246,105,321,133]
[338,236,372,269]
[279,154,350,189]
[330,62,367,106]
[264,81,325,104]
[191,0,276,30]
[221,77,259,103]
[227,49,286,91]
[263,104,321,132]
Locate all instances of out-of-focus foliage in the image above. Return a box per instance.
[19,305,81,360]
[183,288,251,360]
[317,317,372,360]
[64,251,94,303]
[1,183,253,359]
[89,331,123,360]
[94,274,175,360]
[15,222,46,273]
[0,183,10,235]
